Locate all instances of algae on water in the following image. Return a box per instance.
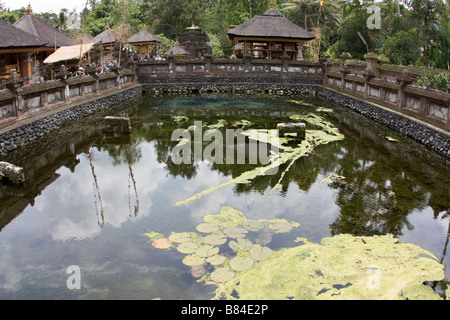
[174,112,345,206]
[145,206,445,300]
[211,234,445,300]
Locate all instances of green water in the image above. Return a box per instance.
[0,94,449,299]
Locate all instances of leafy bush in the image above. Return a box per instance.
[415,72,450,92]
[381,30,422,66]
[430,72,450,92]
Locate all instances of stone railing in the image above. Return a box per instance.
[1,54,448,131]
[0,69,135,124]
[137,54,323,77]
[323,53,449,128]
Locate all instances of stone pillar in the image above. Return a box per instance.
[396,70,413,109]
[204,54,213,73]
[365,52,380,78]
[296,43,304,61]
[319,53,331,83]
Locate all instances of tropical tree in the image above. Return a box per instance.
[282,0,344,31]
[428,19,450,69]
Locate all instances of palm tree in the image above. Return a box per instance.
[281,0,344,31]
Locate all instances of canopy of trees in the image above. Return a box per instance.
[1,0,449,68]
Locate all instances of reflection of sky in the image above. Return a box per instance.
[1,127,449,298]
[33,142,165,240]
[0,136,345,298]
[399,207,450,279]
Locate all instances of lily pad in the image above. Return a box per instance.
[203,234,227,246]
[196,245,220,258]
[182,254,205,266]
[207,254,227,266]
[211,268,235,283]
[196,223,220,234]
[190,265,206,278]
[229,238,253,252]
[242,220,264,232]
[203,206,247,228]
[177,242,199,254]
[229,256,254,272]
[255,232,272,246]
[145,232,165,242]
[168,232,191,243]
[223,227,248,239]
[250,245,273,261]
[269,222,293,234]
[152,238,173,249]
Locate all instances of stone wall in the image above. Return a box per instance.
[323,53,449,128]
[0,85,141,156]
[0,69,135,123]
[140,74,320,97]
[318,86,450,159]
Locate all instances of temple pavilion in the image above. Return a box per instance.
[92,28,123,63]
[0,17,45,80]
[127,29,162,56]
[227,1,315,60]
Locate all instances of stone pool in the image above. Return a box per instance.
[0,94,448,299]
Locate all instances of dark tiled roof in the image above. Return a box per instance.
[0,17,46,48]
[93,29,122,44]
[228,7,316,41]
[127,30,162,44]
[13,14,77,48]
[165,45,190,56]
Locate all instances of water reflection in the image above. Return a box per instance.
[0,94,449,299]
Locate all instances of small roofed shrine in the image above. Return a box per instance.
[164,41,190,59]
[127,29,162,56]
[177,25,212,59]
[227,1,315,60]
[93,27,123,63]
[0,17,45,80]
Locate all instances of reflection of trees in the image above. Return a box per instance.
[131,96,449,241]
[99,132,143,218]
[88,148,104,227]
[326,115,448,238]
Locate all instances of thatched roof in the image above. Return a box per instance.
[13,14,77,48]
[93,29,122,45]
[44,43,95,64]
[0,17,46,49]
[127,30,162,44]
[165,45,190,56]
[228,6,316,41]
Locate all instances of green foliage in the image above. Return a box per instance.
[5,0,447,70]
[428,19,450,69]
[326,9,371,60]
[0,10,18,23]
[417,72,450,92]
[155,34,175,57]
[207,33,226,59]
[380,30,422,66]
